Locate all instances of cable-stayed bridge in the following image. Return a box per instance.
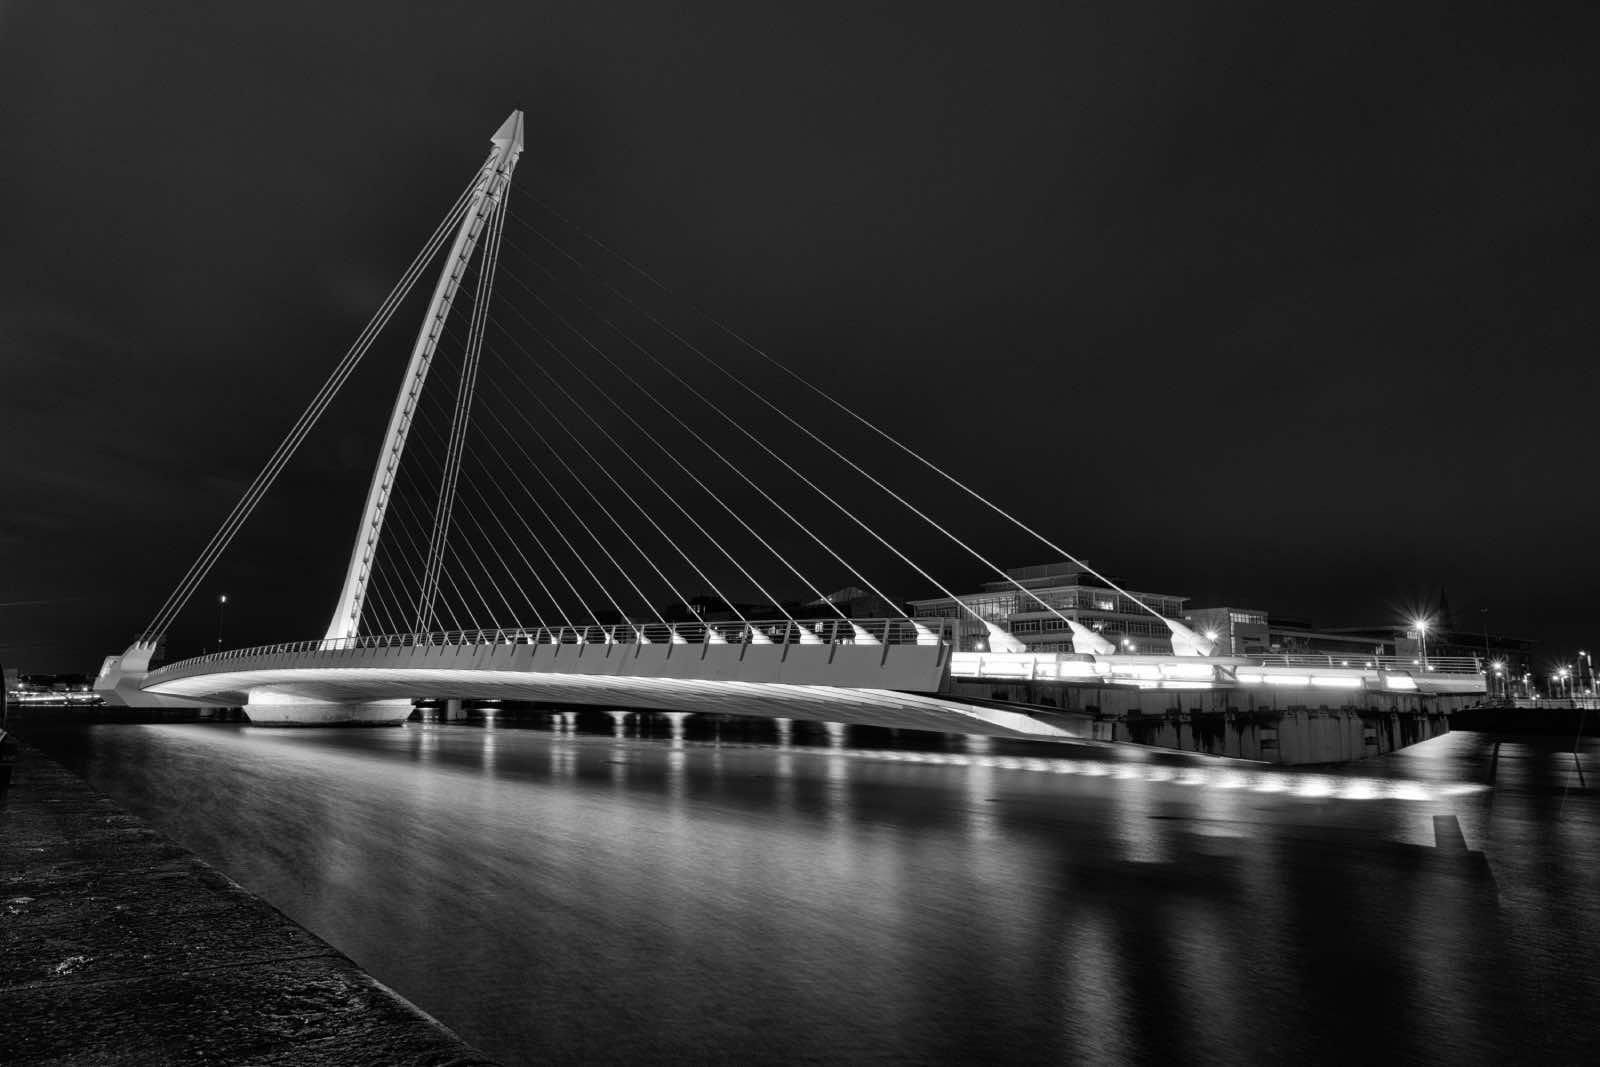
[94,111,1483,737]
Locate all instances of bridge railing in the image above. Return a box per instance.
[145,617,955,679]
[1240,653,1482,675]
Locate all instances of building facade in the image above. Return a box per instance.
[909,561,1187,653]
[1182,606,1270,656]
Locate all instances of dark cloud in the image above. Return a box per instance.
[2,0,1596,671]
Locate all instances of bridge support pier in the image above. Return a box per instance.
[244,692,412,727]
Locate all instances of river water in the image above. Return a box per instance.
[28,719,1600,1064]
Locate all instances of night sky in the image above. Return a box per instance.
[3,1,1596,674]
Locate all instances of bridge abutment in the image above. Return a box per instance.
[949,679,1463,763]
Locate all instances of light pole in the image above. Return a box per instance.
[1491,661,1505,699]
[1581,650,1594,696]
[1414,617,1430,671]
[217,594,228,651]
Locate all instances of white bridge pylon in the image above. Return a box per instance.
[326,110,524,643]
[98,108,1274,730]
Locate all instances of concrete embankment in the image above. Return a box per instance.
[0,743,497,1065]
[950,680,1474,763]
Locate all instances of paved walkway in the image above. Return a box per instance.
[1,744,496,1065]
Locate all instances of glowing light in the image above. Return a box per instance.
[1292,777,1333,798]
[1111,663,1162,680]
[1310,675,1363,688]
[1384,675,1418,690]
[1161,663,1217,680]
[1340,779,1380,801]
[1204,630,1219,641]
[1264,674,1311,686]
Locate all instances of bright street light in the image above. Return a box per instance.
[1413,616,1431,670]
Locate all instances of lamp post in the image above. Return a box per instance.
[1491,661,1505,699]
[1581,650,1593,696]
[217,594,228,651]
[1414,617,1430,671]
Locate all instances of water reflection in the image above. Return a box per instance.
[25,723,1598,1066]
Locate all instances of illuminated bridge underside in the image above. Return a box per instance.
[137,643,1090,741]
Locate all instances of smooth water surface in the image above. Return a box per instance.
[32,721,1600,1064]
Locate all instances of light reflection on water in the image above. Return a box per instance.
[33,722,1600,1065]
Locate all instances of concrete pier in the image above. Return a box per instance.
[0,745,496,1065]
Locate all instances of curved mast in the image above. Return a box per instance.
[323,110,525,643]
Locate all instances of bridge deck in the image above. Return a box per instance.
[127,633,1099,741]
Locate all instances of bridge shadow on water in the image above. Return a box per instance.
[21,720,1597,1066]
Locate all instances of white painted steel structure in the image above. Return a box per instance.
[109,620,1101,741]
[325,110,525,643]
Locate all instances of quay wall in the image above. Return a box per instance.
[951,680,1470,763]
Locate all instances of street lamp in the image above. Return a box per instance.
[1413,617,1431,671]
[217,594,228,651]
[1581,650,1594,696]
[1491,660,1505,699]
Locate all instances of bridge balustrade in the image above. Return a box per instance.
[1242,653,1482,675]
[143,617,954,682]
